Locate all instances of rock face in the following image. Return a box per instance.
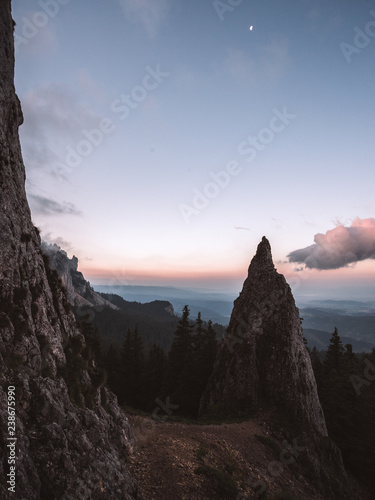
[0,2,138,498]
[201,237,326,433]
[41,242,119,309]
[200,237,351,498]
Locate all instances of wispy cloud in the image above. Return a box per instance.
[29,194,82,216]
[302,0,344,40]
[20,82,103,179]
[288,218,375,270]
[117,0,170,38]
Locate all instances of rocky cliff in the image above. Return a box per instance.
[200,237,351,498]
[41,242,118,310]
[0,2,138,498]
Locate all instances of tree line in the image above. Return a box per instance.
[309,327,375,496]
[79,305,218,417]
[78,309,375,496]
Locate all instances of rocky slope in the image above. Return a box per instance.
[0,2,138,498]
[200,237,351,498]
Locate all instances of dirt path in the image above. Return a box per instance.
[126,415,324,500]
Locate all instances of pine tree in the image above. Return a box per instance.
[120,329,132,403]
[120,327,144,407]
[310,347,323,387]
[198,320,218,382]
[144,343,167,410]
[324,327,344,373]
[195,311,204,341]
[192,319,218,415]
[312,341,375,496]
[77,312,103,363]
[104,343,122,397]
[130,326,145,407]
[167,305,194,413]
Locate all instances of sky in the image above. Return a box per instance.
[12,0,375,300]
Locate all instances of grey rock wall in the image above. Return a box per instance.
[0,2,138,498]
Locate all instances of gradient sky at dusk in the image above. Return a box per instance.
[12,0,375,299]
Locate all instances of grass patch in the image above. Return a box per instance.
[222,447,238,475]
[194,464,239,499]
[255,434,282,458]
[195,443,209,461]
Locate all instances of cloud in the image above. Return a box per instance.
[42,233,74,253]
[288,218,375,270]
[117,0,170,38]
[14,10,57,56]
[19,82,103,177]
[29,194,82,216]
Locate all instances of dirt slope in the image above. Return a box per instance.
[127,415,328,500]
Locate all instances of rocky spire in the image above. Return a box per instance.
[201,236,327,434]
[200,237,350,498]
[0,2,137,498]
[248,236,275,273]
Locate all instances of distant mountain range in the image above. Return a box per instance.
[94,284,236,324]
[43,246,375,353]
[94,285,375,352]
[303,329,374,352]
[42,246,227,350]
[299,300,375,351]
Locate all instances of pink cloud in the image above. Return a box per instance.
[288,218,375,270]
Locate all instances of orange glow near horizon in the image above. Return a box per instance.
[80,264,245,285]
[79,258,375,293]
